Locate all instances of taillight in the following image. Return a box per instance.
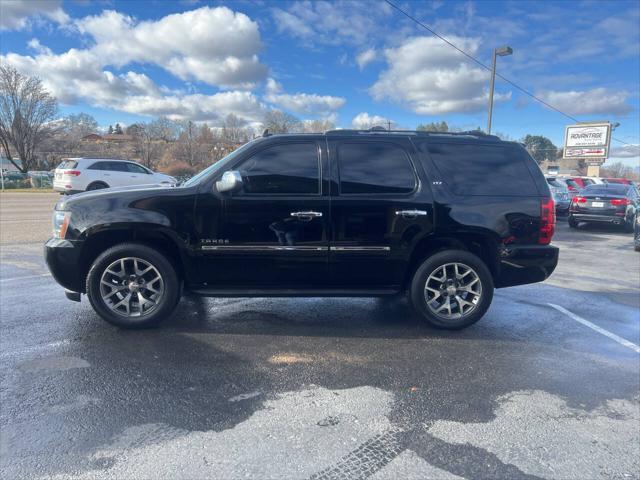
[572,196,587,204]
[539,197,555,245]
[64,170,81,176]
[610,198,630,206]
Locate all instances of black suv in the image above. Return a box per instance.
[45,129,558,329]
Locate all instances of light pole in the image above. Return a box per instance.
[487,45,513,134]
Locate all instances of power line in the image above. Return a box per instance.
[383,0,635,147]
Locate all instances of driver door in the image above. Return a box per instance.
[195,140,330,288]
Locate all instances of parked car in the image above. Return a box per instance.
[556,177,583,193]
[568,183,638,231]
[45,129,559,330]
[602,177,635,186]
[546,177,571,214]
[53,158,177,194]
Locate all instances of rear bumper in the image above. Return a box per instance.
[570,213,626,224]
[44,238,85,293]
[495,244,559,288]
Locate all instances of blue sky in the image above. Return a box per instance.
[1,0,639,164]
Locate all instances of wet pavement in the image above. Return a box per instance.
[1,194,639,479]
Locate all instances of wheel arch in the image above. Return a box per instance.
[78,226,189,292]
[403,231,500,291]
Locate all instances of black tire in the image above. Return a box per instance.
[409,250,494,330]
[86,243,180,328]
[568,215,579,229]
[623,217,634,233]
[86,181,109,191]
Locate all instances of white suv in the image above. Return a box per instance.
[54,158,177,194]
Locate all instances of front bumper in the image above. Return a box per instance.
[44,238,85,293]
[495,244,559,288]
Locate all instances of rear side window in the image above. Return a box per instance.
[424,143,537,196]
[238,142,320,195]
[58,160,78,169]
[338,143,416,194]
[88,162,107,170]
[108,162,130,172]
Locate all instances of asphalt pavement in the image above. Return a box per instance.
[1,193,639,479]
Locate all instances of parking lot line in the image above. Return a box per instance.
[0,273,51,283]
[548,303,640,354]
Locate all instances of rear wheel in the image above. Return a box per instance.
[86,181,108,191]
[568,215,579,229]
[410,250,494,329]
[623,216,634,233]
[86,243,180,328]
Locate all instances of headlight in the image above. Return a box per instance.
[53,211,71,239]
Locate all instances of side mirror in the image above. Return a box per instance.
[216,170,243,193]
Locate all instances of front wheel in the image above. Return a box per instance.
[410,250,494,329]
[86,243,180,328]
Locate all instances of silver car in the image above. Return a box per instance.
[546,177,571,215]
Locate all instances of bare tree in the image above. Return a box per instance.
[0,65,58,172]
[301,119,335,133]
[220,113,245,142]
[262,109,301,134]
[601,162,639,180]
[150,117,180,143]
[132,122,162,169]
[176,120,198,166]
[59,112,98,151]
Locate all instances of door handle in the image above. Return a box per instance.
[395,209,428,218]
[290,211,323,220]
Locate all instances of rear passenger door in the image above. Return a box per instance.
[327,137,434,288]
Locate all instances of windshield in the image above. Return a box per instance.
[182,140,259,187]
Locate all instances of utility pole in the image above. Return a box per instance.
[487,46,513,134]
[387,120,391,131]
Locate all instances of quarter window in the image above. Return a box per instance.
[422,143,538,196]
[338,143,416,194]
[238,143,320,195]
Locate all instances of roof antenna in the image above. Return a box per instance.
[262,128,270,137]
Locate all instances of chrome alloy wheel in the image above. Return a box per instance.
[99,257,164,317]
[424,262,482,320]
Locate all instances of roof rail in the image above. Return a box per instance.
[324,128,501,140]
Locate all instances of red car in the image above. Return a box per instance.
[603,177,633,185]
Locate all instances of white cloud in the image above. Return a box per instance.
[74,6,267,88]
[610,144,640,159]
[0,50,265,124]
[351,112,394,129]
[272,1,391,46]
[356,49,378,70]
[0,5,270,124]
[0,0,69,30]
[264,78,345,117]
[370,36,510,115]
[536,88,632,116]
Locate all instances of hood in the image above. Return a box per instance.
[55,184,177,210]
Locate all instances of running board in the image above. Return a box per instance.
[187,287,401,298]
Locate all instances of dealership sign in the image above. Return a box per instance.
[563,122,611,159]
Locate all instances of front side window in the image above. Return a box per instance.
[238,143,320,195]
[126,163,148,174]
[337,143,416,194]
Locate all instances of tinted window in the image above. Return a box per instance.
[338,143,416,194]
[108,162,130,172]
[238,143,319,195]
[423,143,537,196]
[125,163,148,174]
[582,184,628,195]
[88,162,107,170]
